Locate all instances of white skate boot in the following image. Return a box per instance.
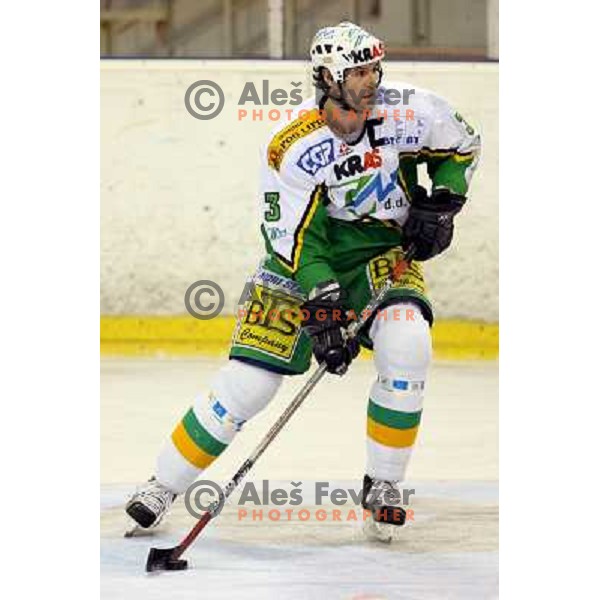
[125,477,176,534]
[361,474,407,543]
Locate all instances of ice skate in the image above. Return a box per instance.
[124,477,176,536]
[361,474,407,543]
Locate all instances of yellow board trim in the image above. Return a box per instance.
[100,316,498,360]
[367,418,419,448]
[171,422,218,469]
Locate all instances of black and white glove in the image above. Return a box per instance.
[402,186,466,261]
[302,281,360,375]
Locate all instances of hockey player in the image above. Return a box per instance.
[126,22,480,542]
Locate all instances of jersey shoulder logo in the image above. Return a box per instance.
[267,109,327,171]
[296,138,334,176]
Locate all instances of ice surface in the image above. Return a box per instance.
[101,358,498,599]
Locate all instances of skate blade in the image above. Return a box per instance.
[363,516,393,543]
[124,520,156,538]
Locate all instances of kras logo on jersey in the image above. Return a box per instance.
[334,148,382,181]
[296,139,334,176]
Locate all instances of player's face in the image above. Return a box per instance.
[343,62,381,110]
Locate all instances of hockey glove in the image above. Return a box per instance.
[302,281,360,375]
[402,186,466,261]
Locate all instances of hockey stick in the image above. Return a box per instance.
[146,247,416,572]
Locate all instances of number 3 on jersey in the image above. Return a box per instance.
[264,192,281,222]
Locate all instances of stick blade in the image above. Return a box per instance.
[146,547,188,572]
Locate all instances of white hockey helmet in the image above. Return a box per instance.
[310,22,385,85]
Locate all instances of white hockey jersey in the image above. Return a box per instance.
[259,82,480,293]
